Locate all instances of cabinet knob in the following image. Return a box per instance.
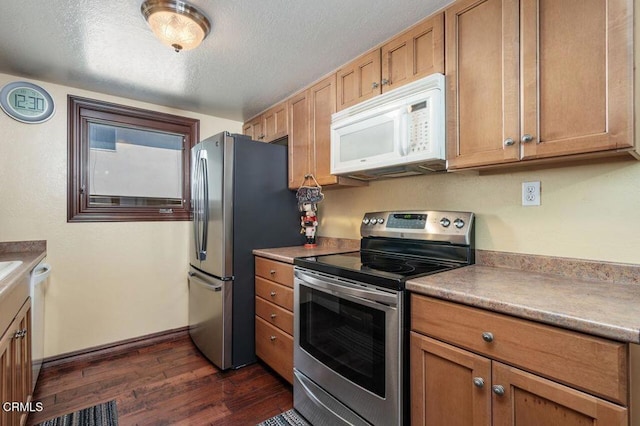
[258,134,265,140]
[481,332,494,343]
[270,335,277,341]
[503,138,515,147]
[492,385,505,396]
[372,82,379,89]
[270,291,277,297]
[270,313,277,319]
[473,377,485,388]
[381,78,389,86]
[521,134,534,143]
[269,269,276,275]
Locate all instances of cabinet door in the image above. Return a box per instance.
[243,116,263,141]
[15,303,31,426]
[1,319,15,426]
[410,332,491,426]
[381,12,444,93]
[287,90,311,189]
[309,74,338,186]
[492,362,627,426]
[446,0,520,169]
[519,0,632,159]
[336,49,382,111]
[0,300,31,426]
[262,102,288,143]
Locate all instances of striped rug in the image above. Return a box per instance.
[256,409,311,426]
[37,400,118,426]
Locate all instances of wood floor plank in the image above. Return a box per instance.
[26,334,293,425]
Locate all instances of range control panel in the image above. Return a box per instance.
[361,210,474,245]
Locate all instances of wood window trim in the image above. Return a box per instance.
[67,95,199,222]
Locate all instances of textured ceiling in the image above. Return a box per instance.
[0,0,453,121]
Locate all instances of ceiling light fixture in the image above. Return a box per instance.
[141,0,211,53]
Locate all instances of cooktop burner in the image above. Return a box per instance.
[294,210,475,290]
[294,251,457,290]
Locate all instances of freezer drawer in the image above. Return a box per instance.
[188,268,232,370]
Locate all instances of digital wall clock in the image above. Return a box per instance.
[0,81,55,123]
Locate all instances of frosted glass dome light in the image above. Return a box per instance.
[141,0,211,52]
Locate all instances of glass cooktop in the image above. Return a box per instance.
[294,251,457,290]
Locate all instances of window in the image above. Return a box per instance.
[68,96,199,222]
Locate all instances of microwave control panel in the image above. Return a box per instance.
[408,99,431,153]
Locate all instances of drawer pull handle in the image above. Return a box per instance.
[270,313,277,319]
[492,385,505,396]
[473,377,485,388]
[482,332,494,343]
[269,269,276,275]
[270,291,277,297]
[270,335,277,341]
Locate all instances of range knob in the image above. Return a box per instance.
[454,218,465,229]
[440,217,451,228]
[362,218,370,225]
[376,218,385,224]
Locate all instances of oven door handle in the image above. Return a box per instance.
[295,269,398,308]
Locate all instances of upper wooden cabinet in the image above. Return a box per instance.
[446,0,634,170]
[242,115,263,141]
[336,12,445,111]
[380,12,444,93]
[243,101,288,143]
[288,75,366,190]
[287,89,311,189]
[336,49,382,111]
[261,102,288,142]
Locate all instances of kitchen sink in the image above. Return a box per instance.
[0,260,23,281]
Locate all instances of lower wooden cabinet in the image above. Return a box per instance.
[410,294,630,425]
[254,256,294,384]
[0,298,32,426]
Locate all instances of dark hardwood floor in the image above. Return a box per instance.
[27,334,293,425]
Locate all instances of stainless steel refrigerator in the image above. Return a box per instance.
[188,131,302,370]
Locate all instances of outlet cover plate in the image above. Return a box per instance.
[522,181,541,206]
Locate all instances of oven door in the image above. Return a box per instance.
[294,267,403,426]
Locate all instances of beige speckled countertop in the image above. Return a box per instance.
[253,237,360,264]
[407,264,640,344]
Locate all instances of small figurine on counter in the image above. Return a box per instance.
[300,201,318,248]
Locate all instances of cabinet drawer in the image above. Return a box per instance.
[255,316,293,384]
[255,277,293,311]
[255,257,294,287]
[411,294,627,405]
[255,296,293,335]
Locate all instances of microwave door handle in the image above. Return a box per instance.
[399,109,409,157]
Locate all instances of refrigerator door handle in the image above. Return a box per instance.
[199,153,209,260]
[190,273,223,292]
[192,150,202,259]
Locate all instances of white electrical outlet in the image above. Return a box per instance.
[522,181,541,206]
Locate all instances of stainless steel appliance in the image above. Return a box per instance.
[293,210,475,425]
[189,131,302,370]
[330,74,446,180]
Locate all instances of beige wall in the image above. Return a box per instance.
[319,6,640,265]
[0,72,242,357]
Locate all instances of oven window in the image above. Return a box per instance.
[299,285,386,398]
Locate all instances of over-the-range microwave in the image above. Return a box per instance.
[330,73,445,180]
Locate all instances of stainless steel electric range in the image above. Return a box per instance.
[293,210,475,426]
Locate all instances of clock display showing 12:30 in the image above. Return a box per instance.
[0,81,55,123]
